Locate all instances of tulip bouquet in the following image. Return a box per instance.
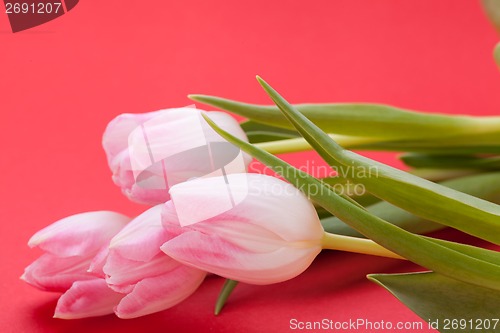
[23,5,500,332]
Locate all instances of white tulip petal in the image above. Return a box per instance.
[28,211,130,257]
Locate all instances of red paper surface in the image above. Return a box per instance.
[1,1,499,332]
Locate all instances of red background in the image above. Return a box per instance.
[1,1,499,332]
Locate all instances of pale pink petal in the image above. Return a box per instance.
[21,254,95,292]
[109,205,168,262]
[125,184,170,205]
[102,110,168,166]
[166,174,324,242]
[103,107,250,205]
[28,211,130,257]
[104,252,179,293]
[103,110,172,205]
[203,111,249,144]
[202,111,252,167]
[161,174,324,284]
[115,266,206,319]
[161,231,321,285]
[54,279,124,319]
[127,109,250,193]
[88,246,109,278]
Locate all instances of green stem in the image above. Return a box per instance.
[321,232,405,260]
[214,279,239,315]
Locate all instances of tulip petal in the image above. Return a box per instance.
[166,174,324,242]
[28,211,130,257]
[102,107,250,205]
[161,231,321,285]
[115,266,206,319]
[54,279,124,319]
[21,253,95,292]
[102,110,167,166]
[109,205,168,262]
[162,174,324,284]
[88,246,109,278]
[128,109,250,191]
[104,252,179,293]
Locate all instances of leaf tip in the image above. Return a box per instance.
[255,75,270,90]
[188,94,204,102]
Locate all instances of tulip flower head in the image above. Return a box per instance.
[102,107,251,205]
[160,174,324,285]
[22,211,130,292]
[22,211,130,319]
[98,205,207,318]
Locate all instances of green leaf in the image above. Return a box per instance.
[240,121,299,143]
[255,76,500,245]
[320,177,381,206]
[362,138,500,154]
[482,0,500,31]
[495,42,500,68]
[255,136,500,155]
[189,94,500,143]
[368,272,500,333]
[409,168,481,182]
[201,113,500,291]
[322,172,500,237]
[215,279,239,315]
[400,153,500,170]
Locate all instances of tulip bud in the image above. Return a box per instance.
[160,174,324,285]
[102,107,251,205]
[102,205,206,318]
[22,211,130,292]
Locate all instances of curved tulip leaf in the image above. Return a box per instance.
[482,0,500,31]
[400,154,500,170]
[409,168,481,182]
[423,237,500,264]
[320,177,381,206]
[255,76,500,245]
[189,94,500,143]
[368,272,500,333]
[322,172,500,237]
[361,139,500,154]
[202,114,500,292]
[240,121,299,143]
[254,136,500,155]
[494,42,500,68]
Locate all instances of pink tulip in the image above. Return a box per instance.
[100,205,207,318]
[160,174,324,285]
[102,107,251,205]
[22,211,130,292]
